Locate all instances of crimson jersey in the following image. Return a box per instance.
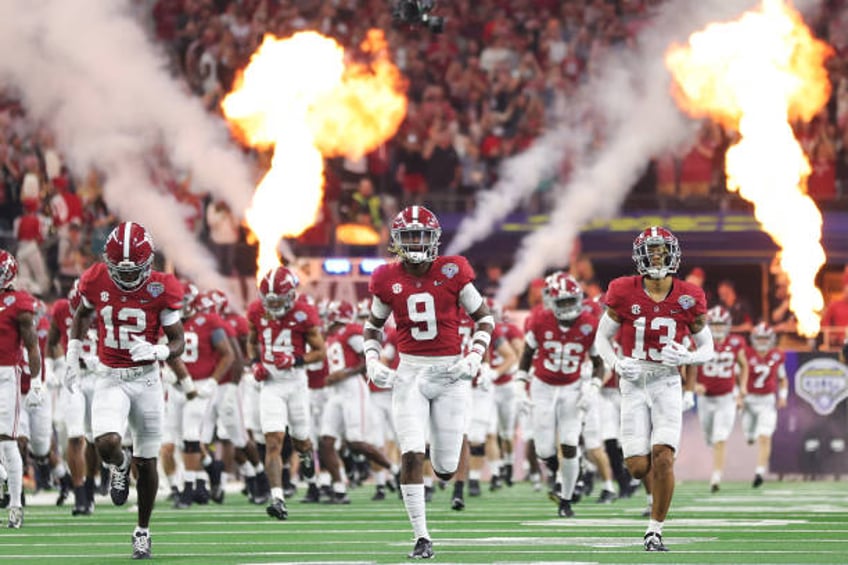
[220,312,248,384]
[369,256,476,357]
[745,347,785,395]
[246,298,321,362]
[307,357,328,390]
[604,276,706,362]
[20,312,49,394]
[490,322,517,385]
[78,263,183,368]
[325,322,364,376]
[51,299,98,357]
[582,296,604,318]
[0,289,36,366]
[182,312,229,381]
[697,334,746,396]
[525,307,598,386]
[369,325,399,393]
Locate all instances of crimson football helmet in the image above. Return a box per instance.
[68,279,83,314]
[103,221,155,291]
[180,281,199,319]
[485,297,503,322]
[356,297,371,320]
[207,288,229,314]
[259,266,299,318]
[326,300,355,326]
[389,206,441,264]
[193,290,218,314]
[632,226,681,280]
[750,322,776,353]
[706,305,732,341]
[0,249,18,289]
[543,272,584,322]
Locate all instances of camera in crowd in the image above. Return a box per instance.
[392,0,444,33]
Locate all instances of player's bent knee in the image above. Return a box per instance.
[625,456,650,479]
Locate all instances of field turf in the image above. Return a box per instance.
[1,480,846,563]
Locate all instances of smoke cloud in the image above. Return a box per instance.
[0,0,256,288]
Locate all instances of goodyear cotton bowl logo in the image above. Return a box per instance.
[147,282,164,298]
[678,295,696,310]
[441,263,458,279]
[795,358,848,416]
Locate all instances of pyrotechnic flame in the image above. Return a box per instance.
[666,0,832,336]
[221,30,406,281]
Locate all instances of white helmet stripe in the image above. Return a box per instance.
[412,205,419,223]
[123,222,133,261]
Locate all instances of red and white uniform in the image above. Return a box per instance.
[490,321,520,442]
[368,256,481,474]
[306,356,329,448]
[180,312,229,443]
[321,322,370,442]
[603,276,707,457]
[246,298,320,439]
[78,263,183,458]
[0,289,36,440]
[697,335,746,445]
[463,313,492,444]
[524,307,598,457]
[214,312,249,448]
[18,314,53,457]
[368,325,397,448]
[742,347,786,441]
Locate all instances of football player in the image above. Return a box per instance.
[362,206,494,559]
[65,222,192,559]
[696,305,748,493]
[516,272,603,518]
[743,323,787,487]
[246,266,325,520]
[0,249,40,529]
[594,227,711,552]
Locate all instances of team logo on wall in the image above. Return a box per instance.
[631,304,641,315]
[442,263,458,279]
[147,282,164,298]
[794,357,848,416]
[678,295,696,310]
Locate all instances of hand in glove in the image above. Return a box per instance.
[45,358,65,390]
[252,362,270,383]
[64,363,81,394]
[366,358,396,389]
[660,341,692,367]
[614,357,642,382]
[129,336,170,362]
[448,351,483,382]
[26,378,44,409]
[513,371,533,416]
[577,378,601,411]
[682,390,696,412]
[272,351,295,370]
[65,339,82,393]
[476,363,496,391]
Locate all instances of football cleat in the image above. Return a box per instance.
[644,531,668,552]
[489,475,502,491]
[193,482,211,505]
[371,486,386,501]
[167,486,180,502]
[302,483,322,503]
[109,450,131,506]
[326,492,351,505]
[56,474,72,506]
[283,483,297,499]
[596,489,617,504]
[408,537,434,559]
[501,463,514,487]
[424,485,434,503]
[132,529,152,560]
[557,498,575,518]
[71,503,93,516]
[7,507,22,529]
[710,483,720,494]
[451,496,465,511]
[266,498,288,520]
[753,474,764,488]
[468,479,481,497]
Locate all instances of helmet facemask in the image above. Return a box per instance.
[105,256,153,291]
[262,289,296,318]
[633,229,681,280]
[551,296,582,322]
[391,227,441,264]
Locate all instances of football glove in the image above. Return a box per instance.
[660,341,692,367]
[614,358,642,382]
[577,378,601,411]
[44,358,65,390]
[252,362,270,383]
[25,378,44,409]
[449,351,482,382]
[129,336,170,362]
[514,370,532,416]
[272,351,295,370]
[682,390,696,412]
[476,363,496,391]
[177,376,198,400]
[366,358,396,389]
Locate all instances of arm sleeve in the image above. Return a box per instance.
[370,295,392,319]
[160,309,180,326]
[459,282,484,314]
[687,325,715,364]
[594,311,621,371]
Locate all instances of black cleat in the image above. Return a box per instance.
[131,530,151,559]
[109,450,131,506]
[581,471,595,497]
[501,463,514,487]
[596,489,617,504]
[71,503,93,516]
[266,498,288,520]
[468,479,481,497]
[283,483,297,499]
[489,474,502,491]
[408,537,434,559]
[371,486,386,501]
[451,496,465,511]
[424,486,433,503]
[193,482,211,505]
[56,474,72,506]
[753,474,764,488]
[557,498,575,518]
[325,492,351,505]
[644,531,668,552]
[710,483,720,494]
[167,486,180,502]
[0,481,9,509]
[210,485,225,504]
[301,483,322,503]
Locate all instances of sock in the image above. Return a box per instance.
[52,461,68,480]
[561,457,580,499]
[240,461,256,478]
[318,471,331,487]
[755,465,765,476]
[73,485,88,507]
[711,470,721,485]
[84,477,95,503]
[1,441,23,507]
[648,519,663,535]
[401,484,429,540]
[167,473,179,489]
[332,481,346,495]
[423,476,433,489]
[375,470,386,486]
[254,462,265,475]
[271,486,284,501]
[603,479,615,492]
[646,494,654,506]
[469,470,481,481]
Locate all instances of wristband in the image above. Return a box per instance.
[294,356,305,368]
[778,388,788,401]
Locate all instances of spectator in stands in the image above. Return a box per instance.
[56,221,90,297]
[395,128,427,207]
[13,198,50,296]
[422,123,461,210]
[205,200,239,276]
[715,279,754,335]
[819,270,848,349]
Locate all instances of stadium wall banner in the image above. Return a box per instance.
[772,351,848,476]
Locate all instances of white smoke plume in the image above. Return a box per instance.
[0,0,256,287]
[485,0,799,304]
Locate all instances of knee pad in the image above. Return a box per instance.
[183,441,202,454]
[469,444,486,457]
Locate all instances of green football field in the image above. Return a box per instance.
[1,480,847,564]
